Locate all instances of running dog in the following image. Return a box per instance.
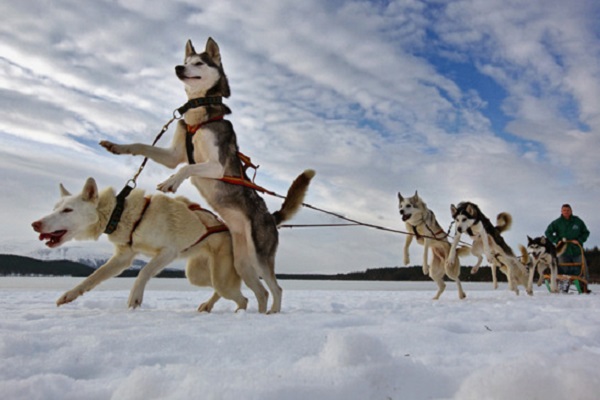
[523,236,563,293]
[100,37,315,313]
[32,177,249,312]
[447,202,530,295]
[456,209,511,288]
[398,191,467,299]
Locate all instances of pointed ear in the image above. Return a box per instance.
[59,183,71,197]
[450,204,457,217]
[81,177,98,202]
[466,203,476,216]
[540,236,547,244]
[185,39,196,61]
[206,37,222,65]
[397,192,404,202]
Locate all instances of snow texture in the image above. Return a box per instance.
[0,278,599,400]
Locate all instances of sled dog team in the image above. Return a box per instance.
[31,38,561,313]
[399,192,562,300]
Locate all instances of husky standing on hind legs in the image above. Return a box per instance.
[398,191,468,300]
[100,38,315,313]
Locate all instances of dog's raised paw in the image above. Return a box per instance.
[99,140,123,155]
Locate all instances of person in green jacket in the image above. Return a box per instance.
[545,204,590,278]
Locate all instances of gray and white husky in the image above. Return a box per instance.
[398,191,467,299]
[448,202,530,295]
[100,38,314,313]
[524,236,563,293]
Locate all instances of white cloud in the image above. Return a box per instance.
[1,0,598,273]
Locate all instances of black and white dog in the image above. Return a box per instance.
[447,202,530,295]
[525,236,563,293]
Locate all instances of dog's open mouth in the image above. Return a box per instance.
[401,214,410,222]
[38,230,67,248]
[176,70,201,81]
[532,252,541,260]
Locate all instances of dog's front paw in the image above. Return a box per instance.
[471,266,480,274]
[157,174,183,193]
[197,302,213,313]
[403,256,410,266]
[56,289,81,306]
[99,140,127,155]
[128,288,144,309]
[422,264,429,275]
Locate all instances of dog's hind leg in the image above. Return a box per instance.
[491,262,499,289]
[207,249,249,312]
[441,248,466,300]
[261,256,282,314]
[230,231,269,313]
[198,292,221,313]
[428,253,448,300]
[57,246,136,306]
[549,259,558,293]
[128,248,178,308]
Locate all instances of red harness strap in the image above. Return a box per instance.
[182,203,229,253]
[186,117,268,194]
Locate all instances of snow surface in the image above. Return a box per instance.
[1,277,599,400]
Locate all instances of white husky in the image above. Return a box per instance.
[31,177,248,311]
[398,191,467,300]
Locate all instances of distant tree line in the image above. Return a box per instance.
[0,255,182,278]
[1,249,598,283]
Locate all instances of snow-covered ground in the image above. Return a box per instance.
[1,277,599,400]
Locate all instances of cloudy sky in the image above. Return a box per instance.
[1,0,599,274]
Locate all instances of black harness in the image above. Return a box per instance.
[105,97,223,233]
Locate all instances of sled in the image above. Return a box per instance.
[544,240,590,294]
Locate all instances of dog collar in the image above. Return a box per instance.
[175,97,223,118]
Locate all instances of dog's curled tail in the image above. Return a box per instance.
[495,212,512,233]
[273,169,316,226]
[456,246,471,258]
[518,244,530,266]
[555,240,567,257]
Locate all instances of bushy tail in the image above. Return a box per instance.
[555,240,567,257]
[456,246,471,258]
[273,169,316,226]
[519,244,530,266]
[495,212,512,233]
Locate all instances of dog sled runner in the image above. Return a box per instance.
[544,240,590,294]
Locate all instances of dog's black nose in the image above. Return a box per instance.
[175,65,186,78]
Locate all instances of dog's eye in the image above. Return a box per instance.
[193,62,204,66]
[62,208,73,213]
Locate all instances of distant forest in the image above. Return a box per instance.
[1,249,599,283]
